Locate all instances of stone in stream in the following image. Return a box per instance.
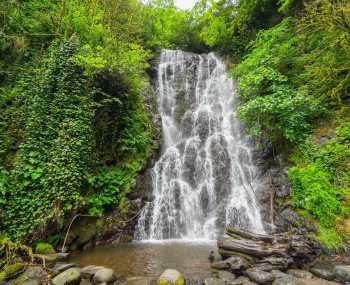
[217,270,236,282]
[310,262,335,281]
[52,263,78,276]
[271,270,288,279]
[92,268,117,284]
[333,265,350,283]
[158,269,185,285]
[272,276,305,285]
[127,277,155,285]
[245,268,274,284]
[287,269,313,279]
[51,268,82,285]
[211,256,250,271]
[234,276,258,285]
[81,265,105,279]
[204,278,225,285]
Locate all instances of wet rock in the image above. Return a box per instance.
[245,268,274,284]
[127,277,154,285]
[234,276,258,285]
[81,265,105,279]
[333,265,350,283]
[310,263,335,281]
[257,256,293,271]
[93,268,117,284]
[158,270,184,285]
[21,279,41,285]
[51,268,81,285]
[217,270,236,282]
[11,266,47,284]
[271,270,288,279]
[80,279,93,285]
[57,252,71,261]
[52,263,78,276]
[287,270,313,279]
[272,276,305,285]
[212,256,250,271]
[204,278,225,285]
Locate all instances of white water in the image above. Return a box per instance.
[135,50,265,241]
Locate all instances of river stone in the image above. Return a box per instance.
[81,266,105,279]
[52,263,78,276]
[271,270,288,279]
[272,276,305,285]
[212,256,249,272]
[217,270,236,282]
[204,278,225,285]
[245,268,274,284]
[310,263,335,281]
[333,265,350,283]
[93,268,117,284]
[51,268,81,285]
[10,266,48,284]
[127,277,154,285]
[287,270,313,279]
[80,279,93,285]
[158,270,184,285]
[21,279,41,285]
[234,276,257,285]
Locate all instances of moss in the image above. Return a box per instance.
[35,242,56,254]
[317,226,342,250]
[0,263,25,281]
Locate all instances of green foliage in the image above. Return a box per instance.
[234,18,324,143]
[289,120,350,247]
[35,242,55,254]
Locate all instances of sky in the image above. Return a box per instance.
[175,0,197,10]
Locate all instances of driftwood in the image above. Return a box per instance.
[217,227,319,271]
[218,239,288,258]
[226,226,274,243]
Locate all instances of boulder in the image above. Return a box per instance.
[21,279,41,285]
[204,278,225,285]
[212,256,250,271]
[158,270,184,285]
[272,276,305,285]
[51,268,81,285]
[81,266,105,279]
[93,268,117,284]
[310,263,335,281]
[333,265,350,283]
[127,277,154,285]
[80,279,93,285]
[217,270,236,282]
[52,263,78,276]
[234,276,258,285]
[270,270,288,279]
[11,266,47,284]
[287,270,313,279]
[245,268,274,284]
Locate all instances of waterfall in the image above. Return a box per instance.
[135,49,266,241]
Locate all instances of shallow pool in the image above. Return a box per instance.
[70,240,217,279]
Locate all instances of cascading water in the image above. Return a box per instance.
[135,49,266,241]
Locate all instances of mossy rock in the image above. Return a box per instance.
[0,263,26,281]
[35,242,56,254]
[158,269,185,285]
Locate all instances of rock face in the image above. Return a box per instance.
[333,265,350,283]
[51,268,81,285]
[158,269,185,285]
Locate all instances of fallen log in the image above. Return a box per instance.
[218,238,288,258]
[226,227,274,243]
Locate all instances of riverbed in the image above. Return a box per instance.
[70,240,217,279]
